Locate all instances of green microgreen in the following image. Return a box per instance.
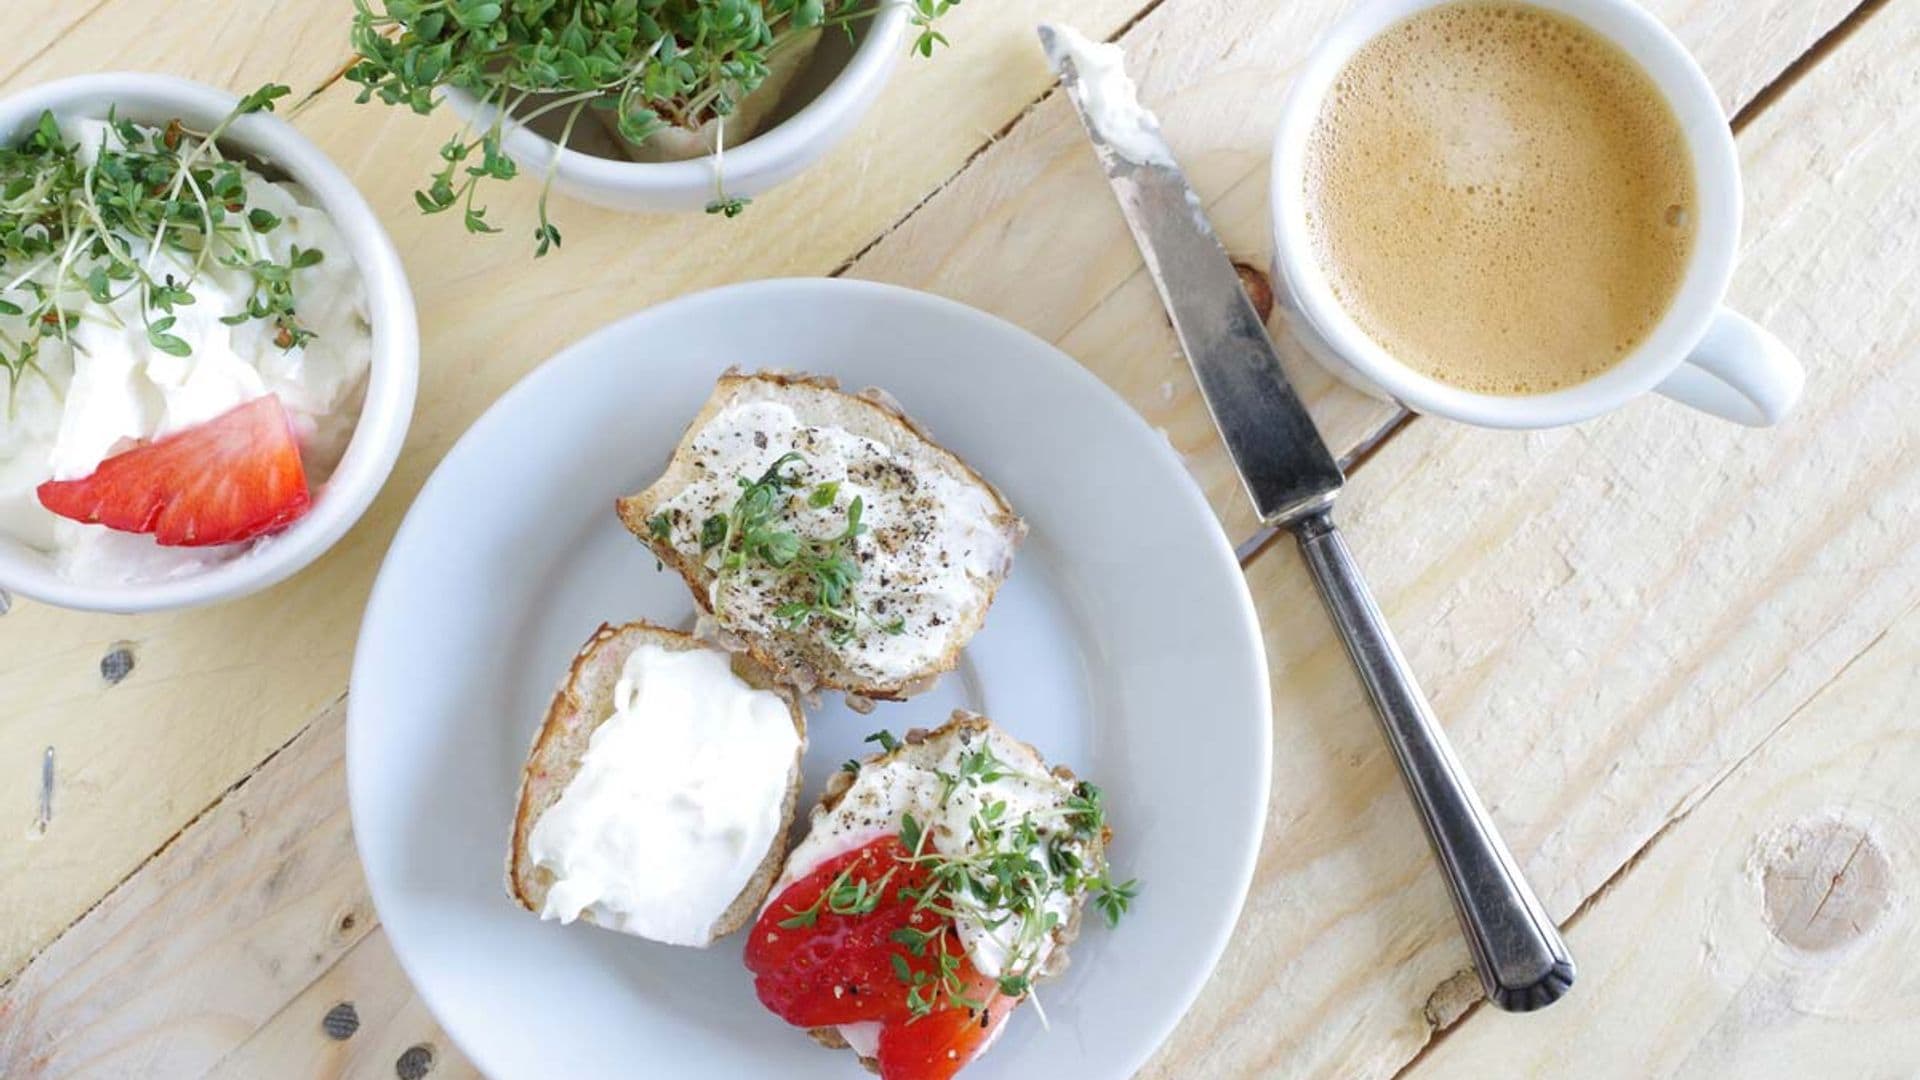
[691,451,905,645]
[890,735,1135,1021]
[346,0,963,255]
[777,860,898,930]
[776,731,1140,1027]
[0,84,318,405]
[1094,876,1140,928]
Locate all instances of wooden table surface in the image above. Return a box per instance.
[3,0,1916,1076]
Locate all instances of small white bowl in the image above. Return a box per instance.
[442,5,908,213]
[0,73,418,614]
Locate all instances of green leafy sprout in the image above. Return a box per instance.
[788,729,1139,1025]
[0,84,320,406]
[684,449,906,645]
[346,0,963,255]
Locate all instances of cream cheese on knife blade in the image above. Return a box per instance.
[1040,23,1175,167]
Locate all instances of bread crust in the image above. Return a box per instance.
[616,371,1025,701]
[789,711,1107,1071]
[506,620,806,944]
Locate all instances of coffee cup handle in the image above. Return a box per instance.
[1655,308,1803,426]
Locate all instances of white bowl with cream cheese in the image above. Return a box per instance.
[0,74,417,613]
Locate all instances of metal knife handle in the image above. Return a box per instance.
[1293,512,1575,1012]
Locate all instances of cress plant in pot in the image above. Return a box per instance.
[347,0,958,254]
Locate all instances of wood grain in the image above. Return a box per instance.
[0,0,355,98]
[0,0,1153,978]
[0,703,370,1077]
[0,0,1912,1077]
[208,928,475,1080]
[1409,602,1920,1077]
[1141,2,1920,1073]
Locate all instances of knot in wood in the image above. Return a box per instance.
[1759,815,1893,951]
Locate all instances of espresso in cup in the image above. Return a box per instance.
[1302,0,1696,395]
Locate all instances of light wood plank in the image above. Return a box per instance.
[0,0,1896,1068]
[1143,3,1920,1074]
[0,0,1153,979]
[847,0,1863,541]
[0,699,488,1077]
[0,0,354,97]
[208,928,477,1080]
[0,704,371,1077]
[1410,602,1920,1077]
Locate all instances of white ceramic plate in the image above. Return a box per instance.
[349,279,1270,1079]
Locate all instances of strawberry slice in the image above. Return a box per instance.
[37,395,312,547]
[745,835,1023,1080]
[876,987,1017,1080]
[746,837,936,1028]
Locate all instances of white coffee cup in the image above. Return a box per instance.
[1269,0,1803,429]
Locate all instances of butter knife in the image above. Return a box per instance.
[1041,24,1575,1012]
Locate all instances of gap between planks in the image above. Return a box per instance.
[0,0,1177,993]
[1267,0,1913,1065]
[5,0,1877,996]
[1389,593,1920,1078]
[4,0,1895,1056]
[826,0,1174,278]
[0,694,341,997]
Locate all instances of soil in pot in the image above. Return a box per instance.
[517,17,866,164]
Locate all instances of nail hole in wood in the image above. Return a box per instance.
[396,1043,435,1080]
[339,911,358,933]
[34,746,54,836]
[323,1001,360,1041]
[100,644,136,685]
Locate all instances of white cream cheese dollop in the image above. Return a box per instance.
[527,643,799,947]
[1042,23,1174,167]
[0,116,371,582]
[655,398,1013,687]
[771,724,1087,980]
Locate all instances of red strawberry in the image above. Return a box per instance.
[37,395,312,547]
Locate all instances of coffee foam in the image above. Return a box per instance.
[1303,1,1697,395]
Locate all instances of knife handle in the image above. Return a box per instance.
[1292,511,1575,1012]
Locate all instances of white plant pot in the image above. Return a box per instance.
[442,5,909,214]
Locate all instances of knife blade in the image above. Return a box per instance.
[1037,22,1340,527]
[1043,23,1577,1012]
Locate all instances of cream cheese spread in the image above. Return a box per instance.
[527,643,799,947]
[1042,23,1175,167]
[654,397,1014,687]
[0,116,371,582]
